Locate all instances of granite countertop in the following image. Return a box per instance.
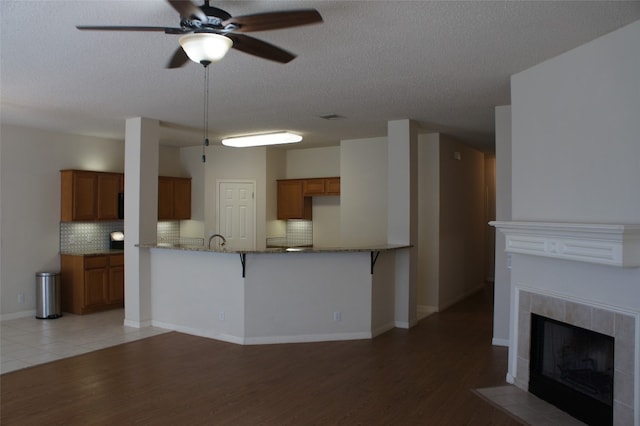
[60,249,125,256]
[137,243,411,254]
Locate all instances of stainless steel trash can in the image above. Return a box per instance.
[36,272,62,319]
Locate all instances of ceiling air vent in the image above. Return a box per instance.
[319,114,345,120]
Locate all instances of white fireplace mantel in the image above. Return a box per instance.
[490,221,640,267]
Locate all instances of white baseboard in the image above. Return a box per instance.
[1,309,36,321]
[372,321,395,337]
[244,331,371,345]
[394,320,410,329]
[124,318,153,328]
[417,305,438,320]
[492,337,510,347]
[150,320,246,345]
[150,320,372,345]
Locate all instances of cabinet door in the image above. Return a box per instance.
[97,173,121,220]
[72,171,97,221]
[158,177,174,220]
[173,178,191,220]
[277,180,312,220]
[107,254,125,304]
[303,178,326,196]
[84,268,107,307]
[107,266,125,304]
[325,177,341,195]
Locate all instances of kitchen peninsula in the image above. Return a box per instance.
[138,243,410,345]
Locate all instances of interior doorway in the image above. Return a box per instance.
[217,180,256,250]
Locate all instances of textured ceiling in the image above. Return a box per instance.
[2,1,639,152]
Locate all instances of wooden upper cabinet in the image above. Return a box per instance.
[302,178,326,196]
[158,176,191,221]
[325,177,341,195]
[64,170,97,221]
[278,177,340,220]
[97,173,121,220]
[302,177,340,196]
[157,177,174,220]
[173,177,192,220]
[61,170,123,222]
[278,179,312,220]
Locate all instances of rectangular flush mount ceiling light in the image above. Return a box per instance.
[221,132,302,148]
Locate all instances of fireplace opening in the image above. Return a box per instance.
[529,313,614,426]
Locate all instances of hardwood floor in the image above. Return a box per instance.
[1,285,521,425]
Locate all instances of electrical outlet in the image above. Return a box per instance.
[18,293,25,304]
[333,311,341,321]
[218,311,225,321]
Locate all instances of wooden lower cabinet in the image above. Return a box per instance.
[61,253,124,314]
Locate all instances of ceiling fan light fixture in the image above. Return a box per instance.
[222,132,303,148]
[179,33,233,64]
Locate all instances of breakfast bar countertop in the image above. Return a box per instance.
[59,249,125,256]
[136,243,411,254]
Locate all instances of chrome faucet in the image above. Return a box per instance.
[208,234,227,249]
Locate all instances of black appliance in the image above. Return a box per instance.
[110,231,124,250]
[118,192,124,219]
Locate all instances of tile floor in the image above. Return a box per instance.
[474,385,587,425]
[1,309,169,374]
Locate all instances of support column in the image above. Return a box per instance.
[387,119,419,328]
[124,117,159,327]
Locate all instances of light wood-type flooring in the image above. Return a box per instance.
[1,284,522,425]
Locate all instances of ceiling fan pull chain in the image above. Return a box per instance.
[202,62,210,163]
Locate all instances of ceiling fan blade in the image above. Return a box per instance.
[222,9,322,32]
[167,47,190,68]
[76,25,182,33]
[226,33,296,63]
[167,0,207,21]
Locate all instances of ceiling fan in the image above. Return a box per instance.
[76,0,323,67]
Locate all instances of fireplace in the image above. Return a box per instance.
[492,221,640,425]
[529,313,614,425]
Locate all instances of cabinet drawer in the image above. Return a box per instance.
[110,254,124,266]
[84,256,108,269]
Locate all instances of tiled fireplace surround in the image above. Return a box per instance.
[492,221,640,426]
[515,289,636,425]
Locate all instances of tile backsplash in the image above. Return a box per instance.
[60,221,124,253]
[60,221,186,253]
[157,221,180,244]
[267,220,313,247]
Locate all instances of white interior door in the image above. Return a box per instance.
[217,181,256,250]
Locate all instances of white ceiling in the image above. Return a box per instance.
[2,1,639,152]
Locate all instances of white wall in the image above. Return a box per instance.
[512,20,640,223]
[286,146,341,246]
[265,148,287,238]
[158,145,184,177]
[179,146,206,238]
[508,20,640,422]
[203,145,267,249]
[286,146,340,178]
[340,137,388,246]
[492,105,512,346]
[438,135,486,310]
[0,125,194,317]
[0,125,124,317]
[418,133,439,313]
